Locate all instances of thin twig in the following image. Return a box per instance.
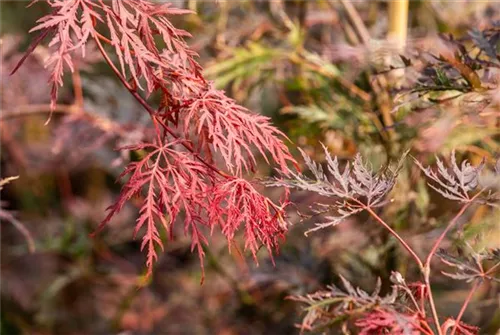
[72,62,84,109]
[336,0,370,44]
[424,275,442,335]
[450,280,480,335]
[0,104,77,120]
[422,190,484,335]
[485,261,500,276]
[364,206,423,270]
[425,191,483,266]
[401,285,424,315]
[0,104,129,137]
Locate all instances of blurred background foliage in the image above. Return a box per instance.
[1,0,499,334]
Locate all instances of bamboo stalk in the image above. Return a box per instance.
[388,0,409,49]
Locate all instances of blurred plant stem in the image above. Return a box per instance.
[332,0,395,151]
[71,62,84,110]
[450,280,480,335]
[388,0,409,49]
[112,284,140,331]
[215,1,228,49]
[187,0,197,12]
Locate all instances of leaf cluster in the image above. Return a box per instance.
[267,145,406,234]
[15,0,297,278]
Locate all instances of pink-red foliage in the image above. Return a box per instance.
[408,281,428,303]
[355,309,422,335]
[209,178,288,262]
[15,0,297,279]
[182,86,294,176]
[96,140,214,277]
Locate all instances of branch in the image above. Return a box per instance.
[93,34,227,179]
[450,280,480,335]
[0,104,77,120]
[424,274,443,335]
[485,261,500,276]
[0,103,130,137]
[364,206,424,270]
[425,190,484,267]
[422,190,484,335]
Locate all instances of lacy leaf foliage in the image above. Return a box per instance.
[16,0,297,277]
[415,151,500,208]
[267,145,406,234]
[414,150,486,202]
[97,140,213,276]
[436,248,500,283]
[290,276,424,334]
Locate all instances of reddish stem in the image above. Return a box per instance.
[364,206,423,269]
[71,62,84,109]
[422,191,483,335]
[424,276,442,335]
[486,261,500,276]
[425,191,483,267]
[93,34,225,179]
[421,320,435,335]
[450,281,480,335]
[416,322,435,335]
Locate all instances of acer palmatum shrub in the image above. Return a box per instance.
[268,148,499,334]
[12,0,298,280]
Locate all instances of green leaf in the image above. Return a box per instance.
[282,105,336,124]
[434,68,451,86]
[204,42,284,90]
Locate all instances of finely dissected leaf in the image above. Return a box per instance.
[204,42,282,91]
[290,276,412,333]
[15,0,201,113]
[468,28,498,60]
[95,140,291,277]
[182,86,297,176]
[414,150,485,202]
[28,0,102,112]
[96,140,213,277]
[266,146,406,233]
[442,318,480,335]
[209,178,288,263]
[290,276,395,309]
[355,309,421,335]
[436,248,500,283]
